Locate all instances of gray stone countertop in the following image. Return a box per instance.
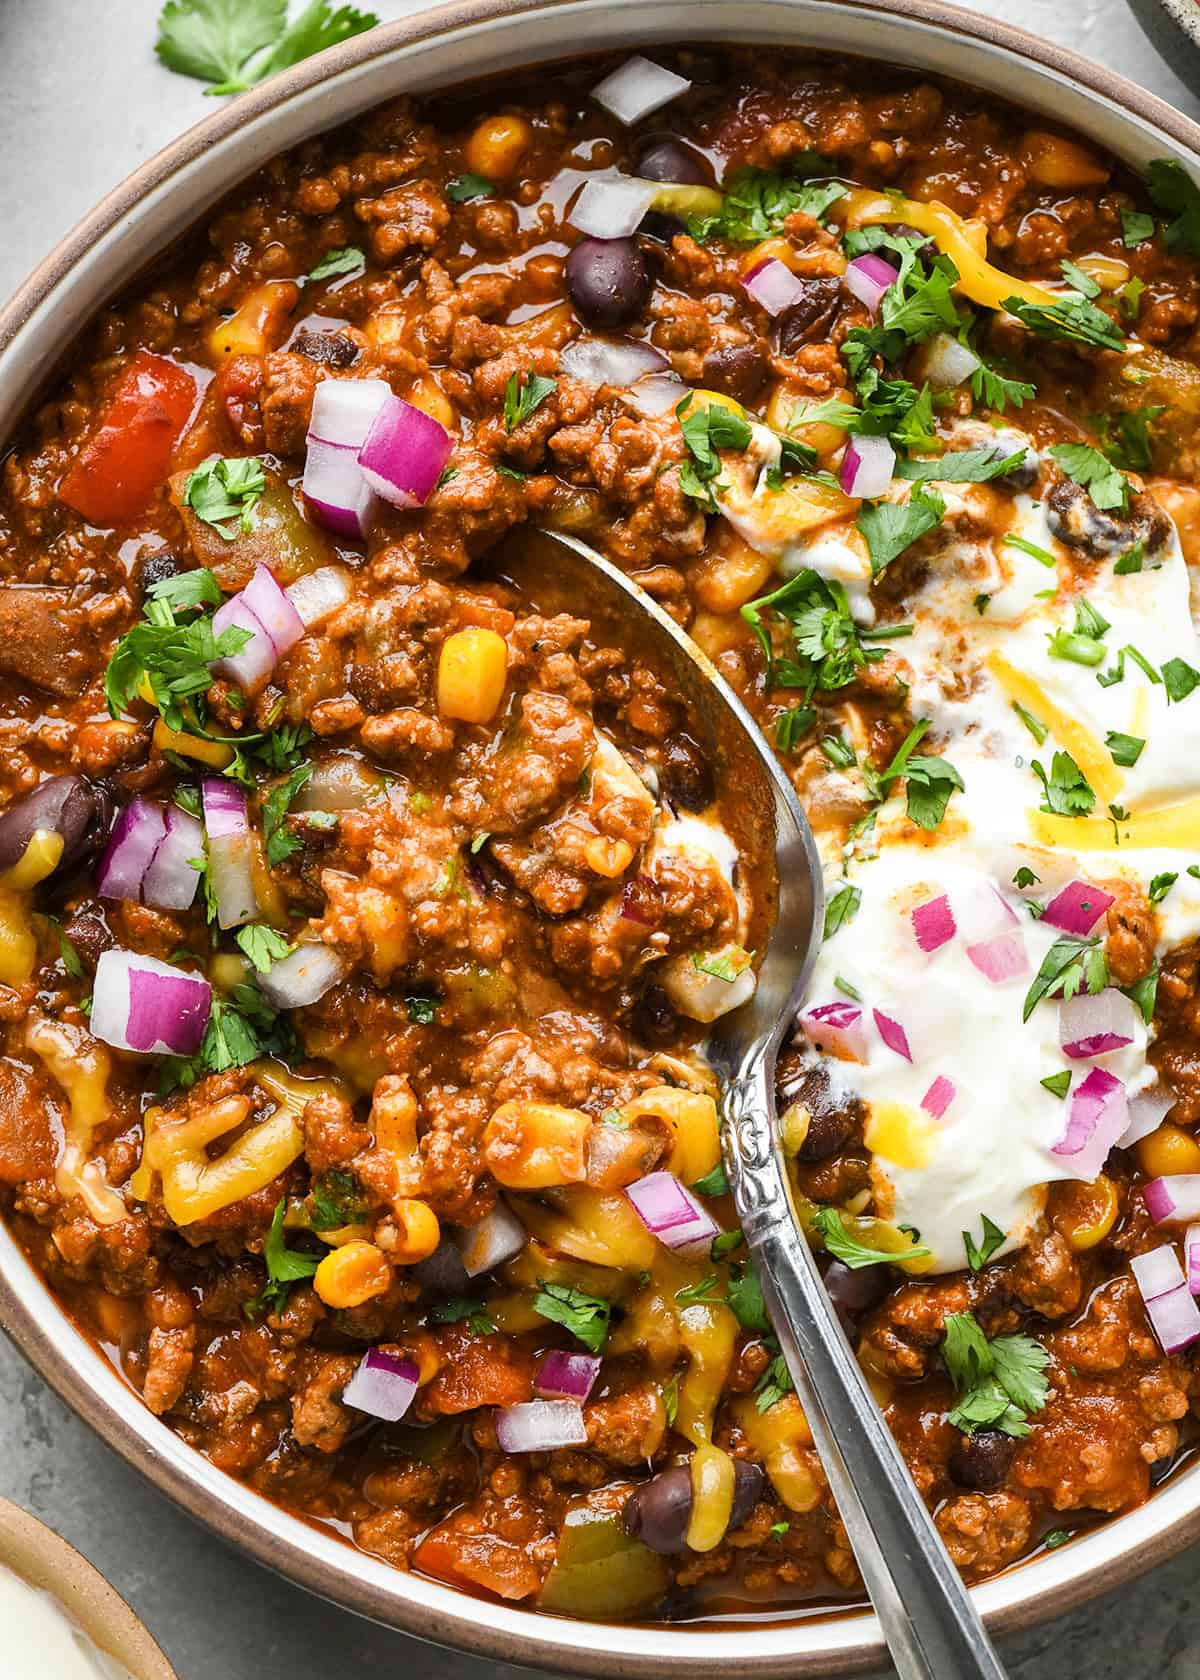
[1,2,1199,1676]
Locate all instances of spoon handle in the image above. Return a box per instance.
[722,1061,1008,1680]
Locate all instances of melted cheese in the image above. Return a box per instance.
[26,1016,124,1226]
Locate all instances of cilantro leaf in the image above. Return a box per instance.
[104,591,249,733]
[894,447,1027,485]
[857,486,945,576]
[405,991,439,1025]
[1002,293,1125,353]
[532,1281,610,1353]
[1041,1070,1071,1099]
[942,1311,1049,1438]
[691,946,753,983]
[741,568,883,691]
[823,882,861,940]
[427,1296,497,1334]
[754,1349,795,1412]
[147,568,223,612]
[813,1206,930,1269]
[962,1214,1006,1272]
[727,1266,771,1332]
[252,0,379,83]
[235,923,290,972]
[1105,730,1145,767]
[1031,750,1096,818]
[687,162,845,244]
[262,762,314,866]
[692,1162,730,1197]
[1060,257,1101,299]
[1121,209,1155,247]
[1106,406,1164,473]
[1023,933,1107,1021]
[1048,442,1130,513]
[503,367,557,431]
[902,752,964,830]
[156,0,285,91]
[183,456,266,539]
[307,245,364,281]
[1146,159,1200,256]
[1163,657,1200,703]
[311,1168,366,1231]
[446,173,494,202]
[245,1197,319,1319]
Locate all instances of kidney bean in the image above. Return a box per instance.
[565,238,653,329]
[658,734,714,812]
[635,137,710,186]
[949,1429,1016,1492]
[0,776,114,879]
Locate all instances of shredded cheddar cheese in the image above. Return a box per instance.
[26,1014,124,1226]
[986,651,1123,803]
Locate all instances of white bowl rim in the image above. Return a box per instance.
[3,1,1200,1672]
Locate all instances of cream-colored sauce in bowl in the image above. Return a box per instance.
[0,1561,135,1680]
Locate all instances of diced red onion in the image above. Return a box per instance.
[1117,1087,1174,1149]
[201,779,257,930]
[1144,1175,1200,1225]
[799,1000,869,1062]
[1059,988,1140,1059]
[90,949,211,1057]
[625,373,687,417]
[142,803,204,911]
[241,565,304,657]
[591,55,691,125]
[96,798,167,902]
[626,1170,720,1256]
[1042,879,1115,937]
[569,177,658,240]
[1050,1067,1128,1181]
[257,943,345,1009]
[211,593,275,692]
[496,1398,588,1453]
[743,257,807,317]
[839,434,895,500]
[918,332,981,391]
[285,566,352,629]
[535,1351,601,1402]
[456,1201,526,1278]
[966,931,1029,984]
[843,253,897,315]
[955,881,1018,943]
[921,1076,958,1122]
[1131,1244,1185,1300]
[358,396,454,510]
[303,378,392,538]
[910,894,956,954]
[1179,1232,1200,1300]
[872,1008,912,1063]
[560,337,669,388]
[1138,1273,1200,1353]
[413,1237,472,1296]
[341,1348,420,1422]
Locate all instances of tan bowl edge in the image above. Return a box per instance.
[2,1,1200,1674]
[0,1497,177,1679]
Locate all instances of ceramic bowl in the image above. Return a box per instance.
[3,1,1200,1672]
[0,1497,176,1679]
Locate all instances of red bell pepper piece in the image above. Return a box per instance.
[59,350,196,527]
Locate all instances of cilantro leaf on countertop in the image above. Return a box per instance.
[157,0,379,96]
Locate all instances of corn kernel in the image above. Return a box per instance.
[437,627,508,724]
[1022,130,1109,189]
[583,835,634,877]
[1075,254,1130,293]
[695,541,774,615]
[1051,1175,1120,1251]
[390,1198,441,1263]
[483,1100,590,1188]
[1138,1123,1200,1179]
[407,375,455,429]
[314,1240,392,1308]
[465,114,533,182]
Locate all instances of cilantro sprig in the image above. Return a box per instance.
[942,1311,1049,1437]
[532,1281,610,1353]
[814,1207,931,1268]
[156,0,379,97]
[687,160,846,244]
[503,367,557,432]
[1022,933,1108,1022]
[104,568,248,732]
[245,1197,320,1320]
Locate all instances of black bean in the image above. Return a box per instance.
[61,909,114,973]
[631,981,681,1046]
[635,138,710,186]
[1045,478,1170,557]
[658,734,714,812]
[292,329,359,368]
[774,277,843,355]
[949,1429,1016,1492]
[565,238,653,330]
[782,1066,859,1162]
[0,776,114,879]
[624,1459,764,1553]
[701,342,768,405]
[821,1258,889,1337]
[134,549,183,596]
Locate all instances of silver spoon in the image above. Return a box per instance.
[489,527,1007,1680]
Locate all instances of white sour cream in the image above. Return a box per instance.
[0,1562,136,1680]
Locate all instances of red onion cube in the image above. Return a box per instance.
[842,253,897,315]
[211,593,276,692]
[743,257,807,317]
[560,337,669,388]
[1042,879,1115,936]
[495,1398,588,1453]
[303,438,377,540]
[910,894,956,953]
[535,1351,602,1403]
[591,56,691,125]
[799,1000,869,1062]
[358,395,453,509]
[1117,1087,1174,1149]
[1144,1175,1200,1226]
[1186,1225,1200,1296]
[257,943,345,1009]
[917,332,981,391]
[310,378,392,448]
[241,565,304,657]
[1144,1280,1200,1354]
[1058,988,1140,1060]
[342,1348,420,1421]
[201,779,257,930]
[96,798,168,903]
[626,1171,719,1255]
[921,1076,958,1122]
[872,1008,912,1063]
[456,1202,526,1278]
[285,567,352,629]
[90,949,211,1057]
[625,372,687,417]
[569,177,657,240]
[955,881,1018,943]
[839,434,895,500]
[1131,1244,1185,1301]
[966,931,1029,985]
[1051,1067,1128,1181]
[142,804,204,911]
